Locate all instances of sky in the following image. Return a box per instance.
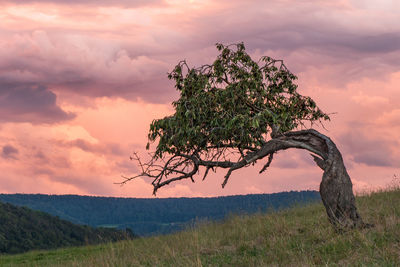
[0,0,399,198]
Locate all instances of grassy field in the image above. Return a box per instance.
[1,186,399,266]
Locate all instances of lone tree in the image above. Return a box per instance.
[124,43,369,229]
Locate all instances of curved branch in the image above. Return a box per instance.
[125,128,367,228]
[124,129,329,193]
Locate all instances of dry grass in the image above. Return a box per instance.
[1,185,399,266]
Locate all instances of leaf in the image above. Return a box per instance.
[148,42,329,157]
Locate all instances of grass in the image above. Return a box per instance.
[1,186,399,266]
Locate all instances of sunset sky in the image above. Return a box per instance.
[0,0,399,198]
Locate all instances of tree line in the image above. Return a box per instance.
[0,201,135,254]
[0,191,320,236]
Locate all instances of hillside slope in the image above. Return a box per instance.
[0,202,135,254]
[1,187,399,266]
[0,191,320,236]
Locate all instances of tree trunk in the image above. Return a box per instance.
[276,129,368,228]
[312,135,364,228]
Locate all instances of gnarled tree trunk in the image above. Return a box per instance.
[275,129,367,228]
[129,127,369,229]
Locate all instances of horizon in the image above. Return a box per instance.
[0,188,320,199]
[0,0,399,198]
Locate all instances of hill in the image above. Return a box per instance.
[0,202,135,254]
[0,191,320,236]
[1,187,399,266]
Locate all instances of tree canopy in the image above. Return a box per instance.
[124,43,330,194]
[148,43,329,158]
[123,42,368,228]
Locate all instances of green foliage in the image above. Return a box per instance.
[0,191,320,237]
[0,202,135,254]
[148,43,329,157]
[1,187,399,266]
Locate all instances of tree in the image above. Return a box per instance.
[124,43,370,229]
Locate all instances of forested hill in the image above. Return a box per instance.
[0,191,320,235]
[0,202,135,254]
[0,191,320,236]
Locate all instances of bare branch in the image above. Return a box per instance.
[259,153,274,174]
[203,166,212,181]
[122,129,333,193]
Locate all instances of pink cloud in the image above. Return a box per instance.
[0,0,165,8]
[338,130,397,167]
[0,0,399,197]
[378,109,400,128]
[0,31,172,103]
[1,144,19,160]
[0,84,74,123]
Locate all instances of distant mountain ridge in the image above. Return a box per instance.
[0,201,135,254]
[0,191,320,236]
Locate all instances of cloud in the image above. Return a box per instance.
[1,144,19,159]
[0,0,165,7]
[156,184,207,198]
[377,109,400,126]
[0,1,399,116]
[0,84,74,123]
[57,138,124,156]
[272,150,315,169]
[338,130,397,167]
[152,0,400,86]
[351,91,389,106]
[0,31,172,105]
[0,0,399,197]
